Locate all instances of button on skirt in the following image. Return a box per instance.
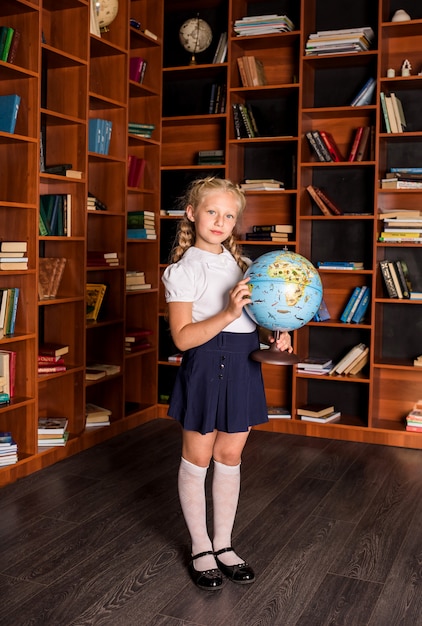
[167,331,269,434]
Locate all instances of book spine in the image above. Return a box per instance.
[380,93,391,133]
[394,261,410,298]
[306,185,331,216]
[340,286,362,323]
[355,126,371,161]
[318,130,343,161]
[388,261,403,298]
[379,260,398,298]
[305,131,327,162]
[348,127,364,161]
[314,187,343,215]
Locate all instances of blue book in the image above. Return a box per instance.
[390,167,422,174]
[126,228,156,239]
[0,94,21,133]
[351,77,376,106]
[88,118,102,153]
[340,286,362,323]
[351,287,371,324]
[103,120,112,155]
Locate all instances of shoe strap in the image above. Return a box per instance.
[192,550,214,561]
[214,547,234,556]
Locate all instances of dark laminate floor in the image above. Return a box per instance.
[0,418,422,626]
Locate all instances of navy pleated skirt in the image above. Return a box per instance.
[168,331,269,434]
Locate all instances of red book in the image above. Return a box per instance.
[355,126,371,161]
[129,57,144,82]
[38,364,67,374]
[314,187,343,216]
[39,342,69,357]
[37,355,65,364]
[319,130,344,162]
[348,127,364,162]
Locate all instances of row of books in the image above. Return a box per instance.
[0,432,18,467]
[0,348,16,397]
[379,259,413,299]
[126,270,151,291]
[86,402,111,428]
[329,343,369,377]
[232,102,260,139]
[38,258,66,300]
[38,342,69,375]
[0,288,19,337]
[306,128,372,163]
[127,155,146,188]
[208,83,226,114]
[197,149,224,166]
[380,92,406,133]
[38,417,69,446]
[88,118,112,155]
[380,168,422,191]
[0,93,20,133]
[378,206,422,243]
[305,26,374,56]
[127,210,156,239]
[237,56,266,88]
[340,286,371,324]
[129,56,148,84]
[233,14,294,36]
[405,400,422,433]
[125,328,152,353]
[297,403,341,424]
[244,222,292,242]
[128,122,155,138]
[39,193,72,237]
[0,26,21,64]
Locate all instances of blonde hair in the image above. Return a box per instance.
[169,177,248,272]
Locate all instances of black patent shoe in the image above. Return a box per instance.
[189,550,223,590]
[214,547,255,584]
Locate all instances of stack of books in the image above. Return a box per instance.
[245,223,292,242]
[306,185,343,215]
[340,286,371,324]
[38,343,68,375]
[405,401,422,433]
[380,92,406,133]
[296,357,333,375]
[317,261,364,271]
[85,403,111,428]
[0,432,18,467]
[305,26,374,55]
[87,193,107,212]
[381,169,422,190]
[234,14,294,36]
[38,417,69,447]
[125,328,152,353]
[378,206,422,243]
[127,210,156,239]
[267,406,291,419]
[197,149,224,166]
[125,270,151,291]
[128,122,155,138]
[379,259,412,299]
[329,343,369,377]
[87,251,119,267]
[297,403,341,424]
[240,179,284,191]
[0,287,19,336]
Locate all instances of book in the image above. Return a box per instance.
[300,411,341,423]
[39,342,69,357]
[351,287,371,323]
[388,261,403,299]
[85,402,112,418]
[0,241,27,252]
[85,368,107,380]
[0,27,14,61]
[252,224,293,234]
[393,261,410,299]
[379,260,399,298]
[267,406,291,419]
[37,417,68,435]
[355,126,371,161]
[0,94,20,133]
[313,299,331,322]
[313,186,343,216]
[297,357,333,370]
[38,432,69,446]
[350,77,376,106]
[306,185,331,216]
[87,363,121,376]
[297,403,335,418]
[306,130,331,161]
[7,28,21,64]
[329,343,367,375]
[340,286,367,323]
[390,93,406,132]
[86,283,107,321]
[38,364,67,374]
[343,346,369,375]
[380,92,391,133]
[38,258,66,300]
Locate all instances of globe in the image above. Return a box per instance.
[96,0,119,32]
[244,250,323,364]
[179,17,212,65]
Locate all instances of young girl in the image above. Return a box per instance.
[162,177,292,590]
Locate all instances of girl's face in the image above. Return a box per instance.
[186,191,240,253]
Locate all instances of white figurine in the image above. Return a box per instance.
[401,59,411,76]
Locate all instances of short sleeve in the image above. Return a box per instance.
[162,262,195,303]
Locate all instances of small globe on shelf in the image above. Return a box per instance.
[95,0,119,33]
[179,16,212,65]
[244,249,323,365]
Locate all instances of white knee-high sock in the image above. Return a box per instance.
[212,460,244,566]
[178,457,216,571]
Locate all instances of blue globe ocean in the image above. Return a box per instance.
[244,250,323,332]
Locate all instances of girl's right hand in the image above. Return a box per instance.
[227,277,252,319]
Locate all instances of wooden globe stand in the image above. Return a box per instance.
[250,330,301,366]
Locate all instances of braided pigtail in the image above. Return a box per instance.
[170,215,195,263]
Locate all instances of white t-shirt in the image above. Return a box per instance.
[162,246,256,333]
